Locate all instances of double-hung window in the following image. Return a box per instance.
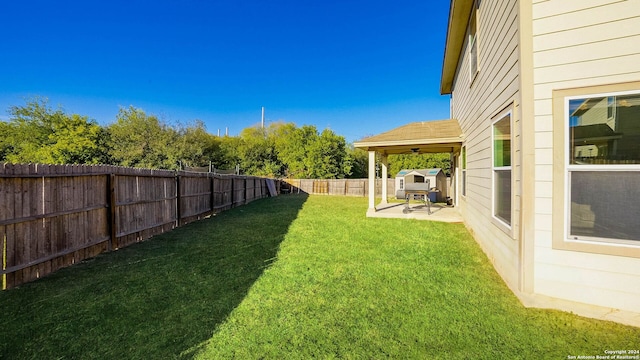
[553,83,640,258]
[492,112,512,228]
[567,91,640,243]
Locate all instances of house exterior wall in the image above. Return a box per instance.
[532,0,640,312]
[579,97,609,127]
[450,0,522,291]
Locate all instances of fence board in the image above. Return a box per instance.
[279,178,396,198]
[179,172,213,224]
[113,170,178,248]
[0,164,273,289]
[15,165,28,285]
[5,165,18,287]
[246,178,254,203]
[0,165,7,288]
[299,179,314,194]
[233,177,245,206]
[213,176,233,211]
[41,165,52,277]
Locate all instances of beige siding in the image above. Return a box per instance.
[532,0,640,312]
[534,35,640,68]
[451,0,522,291]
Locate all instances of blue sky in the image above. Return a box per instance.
[0,0,452,143]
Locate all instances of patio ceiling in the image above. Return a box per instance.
[353,119,464,155]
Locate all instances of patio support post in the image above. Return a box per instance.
[368,150,376,211]
[380,154,388,204]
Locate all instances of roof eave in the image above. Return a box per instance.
[440,0,475,95]
[353,137,463,149]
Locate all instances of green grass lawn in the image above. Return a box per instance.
[1,195,638,359]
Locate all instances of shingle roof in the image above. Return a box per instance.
[353,119,463,154]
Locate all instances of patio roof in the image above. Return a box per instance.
[353,119,464,155]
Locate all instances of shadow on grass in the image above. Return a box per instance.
[0,194,308,359]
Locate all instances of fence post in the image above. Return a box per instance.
[231,176,235,208]
[244,177,248,204]
[176,173,182,227]
[107,173,117,251]
[210,174,215,213]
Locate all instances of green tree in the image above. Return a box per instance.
[107,106,179,169]
[237,124,282,177]
[345,146,368,178]
[0,121,13,160]
[305,129,348,179]
[176,120,223,168]
[217,135,242,171]
[273,123,318,178]
[2,98,107,164]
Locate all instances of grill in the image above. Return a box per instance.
[403,181,435,214]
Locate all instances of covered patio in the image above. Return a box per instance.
[369,202,463,222]
[353,119,464,222]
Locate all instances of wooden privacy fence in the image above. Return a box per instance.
[281,178,395,197]
[0,163,272,289]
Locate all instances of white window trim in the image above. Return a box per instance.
[461,145,467,198]
[468,0,480,84]
[491,110,513,232]
[563,89,640,247]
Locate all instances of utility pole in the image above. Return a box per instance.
[261,106,265,128]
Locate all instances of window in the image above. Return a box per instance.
[461,146,467,197]
[468,0,480,81]
[553,82,640,258]
[567,91,640,243]
[399,178,404,190]
[492,112,511,227]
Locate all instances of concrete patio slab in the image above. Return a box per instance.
[367,201,463,223]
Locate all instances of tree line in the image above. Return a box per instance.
[0,98,449,178]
